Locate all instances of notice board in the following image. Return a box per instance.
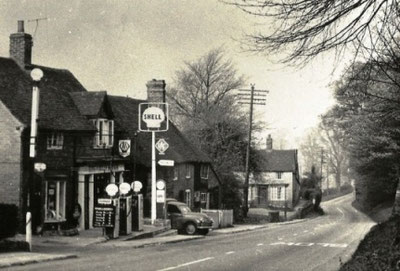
[93,199,115,228]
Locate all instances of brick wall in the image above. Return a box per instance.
[0,101,23,206]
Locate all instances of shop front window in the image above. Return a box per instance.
[45,181,66,222]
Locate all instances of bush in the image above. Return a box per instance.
[0,204,18,239]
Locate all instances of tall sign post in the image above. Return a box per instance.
[139,103,169,224]
[238,85,268,217]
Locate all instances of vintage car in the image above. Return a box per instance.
[166,200,213,235]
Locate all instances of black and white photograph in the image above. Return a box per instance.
[0,1,400,270]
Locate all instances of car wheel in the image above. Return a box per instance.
[198,229,209,235]
[184,223,197,235]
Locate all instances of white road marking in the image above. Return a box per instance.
[226,251,235,255]
[157,257,214,271]
[270,242,348,248]
[303,230,309,233]
[293,233,298,236]
[257,243,264,246]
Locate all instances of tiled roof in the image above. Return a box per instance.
[0,57,93,131]
[254,149,298,172]
[108,95,211,166]
[69,91,107,117]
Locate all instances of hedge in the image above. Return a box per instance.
[0,203,18,239]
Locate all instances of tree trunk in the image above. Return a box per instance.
[335,172,341,192]
[392,177,400,217]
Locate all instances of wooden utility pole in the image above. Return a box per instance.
[239,84,268,217]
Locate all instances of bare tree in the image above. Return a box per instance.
[168,48,245,126]
[320,107,350,191]
[225,0,400,64]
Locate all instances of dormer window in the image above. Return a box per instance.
[47,132,64,150]
[92,119,114,148]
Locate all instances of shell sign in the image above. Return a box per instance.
[139,103,169,132]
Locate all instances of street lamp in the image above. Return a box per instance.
[29,68,43,158]
[26,68,43,245]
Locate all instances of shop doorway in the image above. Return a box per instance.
[84,175,90,230]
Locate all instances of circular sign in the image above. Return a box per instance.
[156,180,165,190]
[142,107,165,128]
[131,181,143,192]
[119,182,131,195]
[105,183,119,197]
[34,162,46,173]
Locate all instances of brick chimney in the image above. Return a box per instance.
[9,20,33,67]
[146,79,166,103]
[266,134,273,150]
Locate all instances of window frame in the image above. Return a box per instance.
[184,189,191,207]
[277,172,282,179]
[92,118,114,149]
[185,164,191,178]
[200,192,207,203]
[200,164,209,179]
[44,180,66,223]
[270,185,286,201]
[173,166,178,181]
[46,132,64,150]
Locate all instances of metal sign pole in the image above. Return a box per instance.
[151,131,156,224]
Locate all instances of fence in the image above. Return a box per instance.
[201,209,233,229]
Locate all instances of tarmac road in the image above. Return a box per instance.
[7,194,375,271]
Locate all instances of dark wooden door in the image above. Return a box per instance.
[258,186,268,207]
[84,175,90,229]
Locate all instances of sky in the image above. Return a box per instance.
[0,0,344,148]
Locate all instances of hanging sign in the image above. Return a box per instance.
[155,139,169,154]
[138,103,169,132]
[118,140,131,157]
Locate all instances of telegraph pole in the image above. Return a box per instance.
[238,84,268,217]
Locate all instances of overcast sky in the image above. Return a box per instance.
[0,0,345,148]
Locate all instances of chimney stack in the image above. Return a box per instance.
[266,134,273,150]
[9,20,33,67]
[146,79,166,103]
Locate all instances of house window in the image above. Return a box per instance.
[45,181,66,222]
[173,167,178,181]
[92,119,114,148]
[200,165,209,179]
[277,172,282,179]
[200,192,207,203]
[185,189,191,207]
[270,186,286,201]
[185,164,191,178]
[47,133,64,150]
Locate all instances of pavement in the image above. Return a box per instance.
[0,203,313,269]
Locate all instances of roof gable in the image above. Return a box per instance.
[0,57,93,131]
[255,149,298,172]
[69,91,113,118]
[108,95,211,166]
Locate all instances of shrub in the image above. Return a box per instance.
[0,204,18,239]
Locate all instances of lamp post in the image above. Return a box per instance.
[27,68,43,237]
[29,68,43,158]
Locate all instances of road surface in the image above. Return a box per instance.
[8,194,375,271]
